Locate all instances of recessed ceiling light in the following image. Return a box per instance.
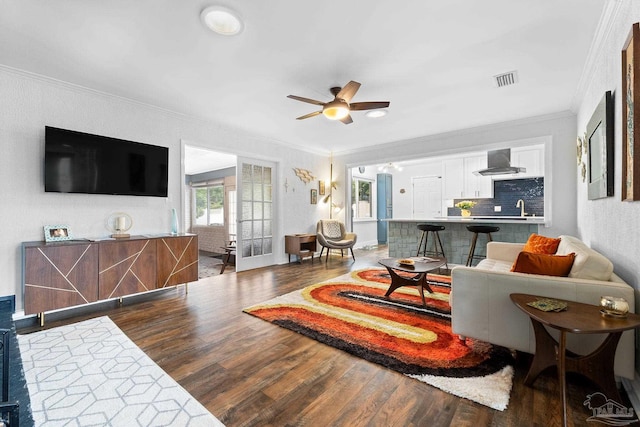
[365,110,387,118]
[200,6,244,36]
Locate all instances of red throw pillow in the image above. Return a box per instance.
[511,252,576,277]
[522,233,561,254]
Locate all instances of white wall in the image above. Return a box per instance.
[391,160,443,218]
[575,2,640,296]
[336,113,577,238]
[0,68,329,311]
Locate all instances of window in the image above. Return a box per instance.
[352,178,373,219]
[193,183,224,225]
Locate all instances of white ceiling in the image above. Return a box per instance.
[0,1,606,156]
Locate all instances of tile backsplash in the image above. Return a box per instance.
[448,177,544,217]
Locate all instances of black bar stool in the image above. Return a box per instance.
[465,225,499,266]
[416,224,448,271]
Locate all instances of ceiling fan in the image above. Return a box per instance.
[287,80,390,124]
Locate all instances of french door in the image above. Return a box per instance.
[235,157,276,271]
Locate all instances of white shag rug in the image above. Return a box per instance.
[18,316,224,426]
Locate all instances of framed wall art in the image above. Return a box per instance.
[586,91,614,200]
[44,225,71,242]
[310,189,318,204]
[318,180,326,195]
[622,22,640,201]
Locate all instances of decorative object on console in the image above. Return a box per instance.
[43,225,71,242]
[170,208,178,234]
[106,212,132,238]
[586,91,614,200]
[623,23,640,201]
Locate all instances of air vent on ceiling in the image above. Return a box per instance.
[494,70,519,88]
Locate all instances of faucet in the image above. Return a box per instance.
[516,199,526,217]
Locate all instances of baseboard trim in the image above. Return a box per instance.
[622,376,640,413]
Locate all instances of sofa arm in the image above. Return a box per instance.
[485,242,524,263]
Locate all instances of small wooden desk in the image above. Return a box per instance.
[510,293,640,427]
[285,234,317,264]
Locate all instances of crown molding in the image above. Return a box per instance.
[571,0,623,112]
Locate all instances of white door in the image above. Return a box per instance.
[236,157,276,271]
[413,176,442,217]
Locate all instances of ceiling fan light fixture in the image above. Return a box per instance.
[322,101,350,120]
[365,110,387,118]
[200,6,244,36]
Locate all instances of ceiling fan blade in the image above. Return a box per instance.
[340,114,353,125]
[287,95,325,106]
[349,101,390,111]
[336,81,361,102]
[296,111,323,120]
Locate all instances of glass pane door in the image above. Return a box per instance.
[236,158,275,271]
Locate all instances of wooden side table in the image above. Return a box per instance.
[285,234,317,264]
[510,293,640,427]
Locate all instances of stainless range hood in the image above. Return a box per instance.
[473,148,526,176]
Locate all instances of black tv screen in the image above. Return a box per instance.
[45,126,168,197]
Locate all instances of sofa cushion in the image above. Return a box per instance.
[556,235,614,281]
[523,233,560,254]
[511,252,576,277]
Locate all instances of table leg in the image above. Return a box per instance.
[558,331,568,427]
[383,267,432,305]
[524,319,559,385]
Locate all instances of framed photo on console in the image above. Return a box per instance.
[622,22,640,201]
[586,91,614,200]
[44,225,71,242]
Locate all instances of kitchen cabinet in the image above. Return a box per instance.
[511,145,544,177]
[443,155,492,199]
[463,154,492,198]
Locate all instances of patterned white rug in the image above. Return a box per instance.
[18,316,224,426]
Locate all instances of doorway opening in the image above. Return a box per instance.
[184,144,237,278]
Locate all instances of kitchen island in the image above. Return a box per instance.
[386,217,545,266]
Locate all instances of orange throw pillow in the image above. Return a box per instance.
[511,252,576,277]
[522,233,561,254]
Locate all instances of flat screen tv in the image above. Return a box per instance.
[45,126,168,197]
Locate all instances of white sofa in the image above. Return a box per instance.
[451,235,635,379]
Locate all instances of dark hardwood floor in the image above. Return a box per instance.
[18,246,635,426]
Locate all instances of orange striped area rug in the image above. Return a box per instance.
[243,268,514,411]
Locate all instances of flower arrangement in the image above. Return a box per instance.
[455,200,477,210]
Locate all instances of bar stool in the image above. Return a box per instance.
[416,224,448,271]
[465,225,499,267]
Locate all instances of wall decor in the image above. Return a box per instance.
[318,180,326,195]
[586,91,614,200]
[310,189,318,204]
[622,23,640,201]
[44,225,71,242]
[293,168,315,183]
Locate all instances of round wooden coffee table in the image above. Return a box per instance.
[378,256,446,306]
